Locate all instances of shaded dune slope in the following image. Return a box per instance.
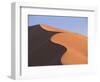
[28,25,66,66]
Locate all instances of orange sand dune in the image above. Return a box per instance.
[40,24,88,64]
[40,24,66,32]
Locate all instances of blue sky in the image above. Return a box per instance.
[28,15,88,36]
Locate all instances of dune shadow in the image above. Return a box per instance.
[28,24,67,66]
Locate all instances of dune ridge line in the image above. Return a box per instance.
[40,24,88,64]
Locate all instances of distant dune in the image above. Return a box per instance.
[28,24,88,66]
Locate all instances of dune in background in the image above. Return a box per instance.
[41,24,88,64]
[28,24,88,66]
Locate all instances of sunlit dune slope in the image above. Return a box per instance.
[40,24,88,64]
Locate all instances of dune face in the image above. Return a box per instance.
[28,24,88,66]
[41,24,88,64]
[28,25,66,66]
[51,32,87,64]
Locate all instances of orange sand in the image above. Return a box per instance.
[40,24,88,64]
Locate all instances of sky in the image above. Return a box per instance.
[28,15,88,36]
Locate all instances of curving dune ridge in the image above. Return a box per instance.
[28,24,88,66]
[28,24,66,66]
[41,24,88,64]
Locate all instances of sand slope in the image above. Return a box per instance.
[41,24,88,64]
[28,25,66,66]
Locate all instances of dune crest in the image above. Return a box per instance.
[40,24,67,32]
[40,24,88,64]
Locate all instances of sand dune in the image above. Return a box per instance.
[51,33,87,64]
[40,24,88,64]
[28,25,66,66]
[28,24,87,66]
[40,24,66,32]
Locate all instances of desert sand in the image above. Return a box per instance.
[40,24,88,64]
[28,25,66,66]
[28,24,87,66]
